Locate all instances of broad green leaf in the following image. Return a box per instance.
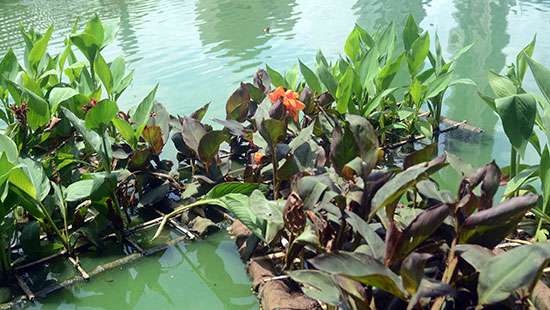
[336,66,354,113]
[347,115,379,171]
[330,124,358,175]
[516,36,536,83]
[426,72,453,99]
[0,134,18,163]
[488,71,516,98]
[112,117,136,148]
[61,107,102,154]
[266,64,286,88]
[344,25,364,62]
[85,99,118,130]
[218,193,263,238]
[310,251,407,300]
[288,270,342,306]
[317,63,338,96]
[0,49,20,88]
[28,26,53,70]
[206,182,261,199]
[358,49,380,91]
[48,87,78,113]
[526,55,550,103]
[370,155,447,219]
[225,83,250,122]
[7,81,50,130]
[65,179,95,202]
[299,60,322,93]
[478,242,550,305]
[197,130,227,162]
[495,94,537,151]
[407,32,430,76]
[259,118,286,147]
[376,54,404,90]
[131,84,158,135]
[94,53,112,95]
[403,15,419,51]
[285,64,299,90]
[345,210,385,261]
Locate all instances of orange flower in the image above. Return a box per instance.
[268,87,305,122]
[253,151,264,164]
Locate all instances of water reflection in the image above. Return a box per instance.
[443,0,514,167]
[0,0,155,62]
[195,0,298,72]
[352,0,428,30]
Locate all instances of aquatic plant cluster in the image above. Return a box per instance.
[0,14,549,309]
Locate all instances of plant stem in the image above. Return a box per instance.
[152,198,225,240]
[38,201,72,255]
[510,147,518,179]
[431,226,458,310]
[271,145,279,200]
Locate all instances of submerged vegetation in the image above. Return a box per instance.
[0,14,549,309]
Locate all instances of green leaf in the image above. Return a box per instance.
[266,65,286,88]
[403,15,419,51]
[65,179,95,202]
[0,134,18,163]
[94,53,112,95]
[495,94,537,151]
[288,270,342,306]
[197,130,227,163]
[61,107,102,154]
[478,242,550,305]
[310,251,407,300]
[218,193,263,238]
[336,66,355,113]
[526,55,550,103]
[345,210,385,261]
[7,81,50,130]
[112,117,136,148]
[370,155,447,219]
[516,36,536,83]
[317,63,338,96]
[344,25,365,62]
[347,115,379,171]
[225,83,250,122]
[85,99,118,130]
[131,84,158,135]
[0,49,20,88]
[28,26,53,70]
[299,60,322,93]
[407,32,430,76]
[259,119,286,147]
[206,182,261,199]
[488,71,516,98]
[48,87,79,114]
[426,72,453,99]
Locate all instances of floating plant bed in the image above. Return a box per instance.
[1,12,550,310]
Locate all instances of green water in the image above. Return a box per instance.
[1,0,550,308]
[24,232,257,309]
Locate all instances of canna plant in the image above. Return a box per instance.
[0,15,181,279]
[266,15,475,146]
[480,36,550,241]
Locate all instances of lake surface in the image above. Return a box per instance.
[1,0,550,309]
